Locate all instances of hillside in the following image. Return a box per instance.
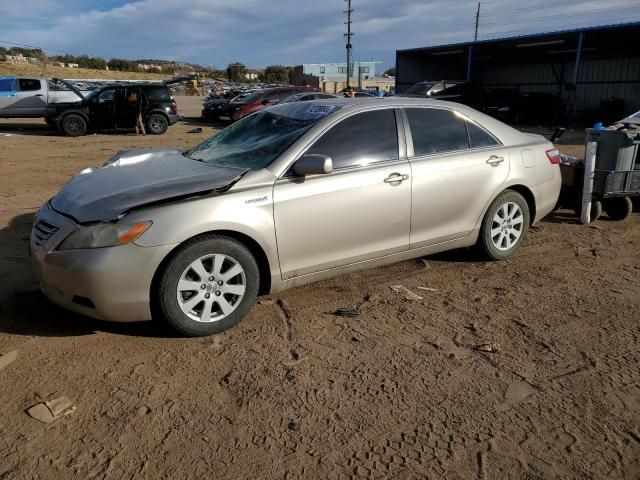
[0,62,172,80]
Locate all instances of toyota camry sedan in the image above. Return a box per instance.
[31,98,561,336]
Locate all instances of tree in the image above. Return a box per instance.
[384,68,396,77]
[226,63,247,82]
[261,65,292,84]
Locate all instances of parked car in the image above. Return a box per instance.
[404,80,467,98]
[47,82,181,136]
[30,98,561,336]
[218,86,319,122]
[0,76,94,119]
[278,92,339,104]
[201,91,256,121]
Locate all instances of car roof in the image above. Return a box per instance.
[289,97,534,145]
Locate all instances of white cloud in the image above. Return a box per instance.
[1,0,638,69]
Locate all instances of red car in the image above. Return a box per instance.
[220,86,319,122]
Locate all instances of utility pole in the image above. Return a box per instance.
[344,0,354,88]
[474,2,481,42]
[468,2,481,81]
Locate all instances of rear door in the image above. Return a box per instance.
[404,107,509,248]
[16,78,47,115]
[273,108,412,278]
[0,77,18,115]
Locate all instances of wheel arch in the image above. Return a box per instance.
[150,230,273,303]
[57,109,89,123]
[145,109,170,122]
[506,184,537,226]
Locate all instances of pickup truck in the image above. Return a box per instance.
[0,76,93,119]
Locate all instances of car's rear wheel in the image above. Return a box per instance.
[146,113,168,135]
[61,114,87,137]
[154,235,259,337]
[479,190,530,260]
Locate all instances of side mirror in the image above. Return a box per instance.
[293,154,333,176]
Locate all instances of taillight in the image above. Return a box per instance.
[171,101,178,114]
[546,148,561,165]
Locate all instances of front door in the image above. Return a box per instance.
[403,107,510,248]
[0,77,18,115]
[89,88,116,130]
[273,108,411,279]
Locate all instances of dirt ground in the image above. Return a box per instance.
[1,97,639,479]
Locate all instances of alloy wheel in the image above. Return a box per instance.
[490,202,524,251]
[176,253,246,323]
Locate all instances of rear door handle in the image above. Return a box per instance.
[486,155,505,166]
[384,173,409,183]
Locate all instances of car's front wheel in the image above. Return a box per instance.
[153,235,260,337]
[479,190,530,260]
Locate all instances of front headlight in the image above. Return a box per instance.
[58,221,152,250]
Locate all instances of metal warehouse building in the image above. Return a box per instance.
[396,22,640,118]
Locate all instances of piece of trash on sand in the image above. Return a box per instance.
[475,343,500,353]
[0,350,18,371]
[390,285,423,301]
[27,396,76,423]
[187,127,203,133]
[417,286,437,292]
[334,308,360,317]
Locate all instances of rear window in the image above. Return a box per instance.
[144,87,171,101]
[466,121,500,148]
[18,78,41,91]
[405,108,469,156]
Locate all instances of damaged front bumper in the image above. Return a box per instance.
[30,203,177,322]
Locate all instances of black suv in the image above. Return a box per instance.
[47,81,181,136]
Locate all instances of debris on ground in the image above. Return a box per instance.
[417,286,438,292]
[334,308,360,317]
[0,350,18,371]
[390,285,423,301]
[187,127,203,133]
[465,323,478,332]
[475,343,500,353]
[27,396,76,423]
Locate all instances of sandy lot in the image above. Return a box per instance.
[1,97,639,479]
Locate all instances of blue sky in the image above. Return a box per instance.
[1,0,639,71]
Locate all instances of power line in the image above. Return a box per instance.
[482,0,639,17]
[481,4,640,27]
[477,18,640,39]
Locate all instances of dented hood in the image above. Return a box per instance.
[51,148,247,223]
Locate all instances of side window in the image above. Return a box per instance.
[263,91,280,102]
[0,78,15,92]
[405,108,469,156]
[466,121,500,148]
[97,89,115,103]
[145,87,170,101]
[18,78,42,91]
[306,109,398,169]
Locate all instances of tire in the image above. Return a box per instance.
[603,196,632,221]
[153,235,260,337]
[575,199,602,222]
[61,114,87,137]
[146,113,168,135]
[479,190,530,260]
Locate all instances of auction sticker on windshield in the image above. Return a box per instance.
[307,105,334,115]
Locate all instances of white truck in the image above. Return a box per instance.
[0,76,94,119]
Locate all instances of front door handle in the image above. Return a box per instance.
[384,173,409,184]
[486,155,505,166]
